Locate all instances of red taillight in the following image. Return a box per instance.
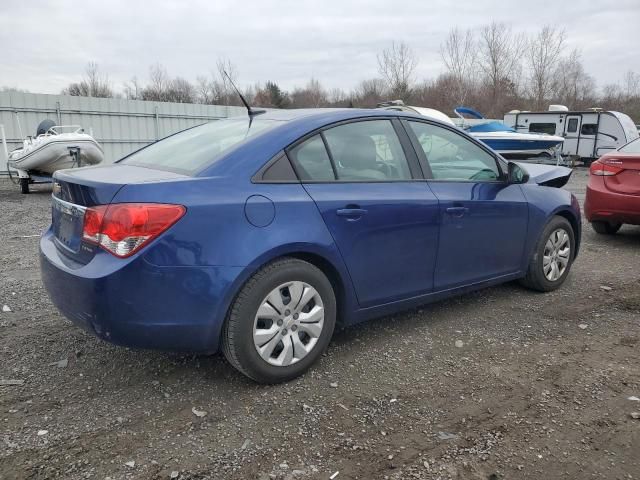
[590,158,624,176]
[82,203,185,258]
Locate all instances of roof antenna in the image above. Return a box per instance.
[223,70,265,117]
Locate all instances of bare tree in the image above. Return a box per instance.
[166,77,196,103]
[622,71,640,98]
[290,78,328,107]
[552,49,595,109]
[123,76,142,100]
[351,78,388,107]
[142,63,171,101]
[327,87,350,107]
[216,57,238,105]
[196,75,214,104]
[527,25,566,109]
[440,27,477,104]
[63,62,114,97]
[377,42,417,100]
[477,22,525,111]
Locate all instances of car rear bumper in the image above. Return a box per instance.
[40,229,243,353]
[585,179,640,225]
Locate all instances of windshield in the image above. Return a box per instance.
[119,118,280,174]
[619,137,640,154]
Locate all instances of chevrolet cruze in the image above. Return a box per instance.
[41,109,581,383]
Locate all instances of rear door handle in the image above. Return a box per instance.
[445,206,469,217]
[336,208,368,217]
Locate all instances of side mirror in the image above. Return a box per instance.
[508,162,529,184]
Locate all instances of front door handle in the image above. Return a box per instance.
[336,208,368,218]
[445,206,469,217]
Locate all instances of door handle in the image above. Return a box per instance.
[336,208,368,217]
[445,206,469,217]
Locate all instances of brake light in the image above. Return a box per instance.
[590,159,624,176]
[82,203,185,258]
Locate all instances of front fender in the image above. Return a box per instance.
[520,184,582,266]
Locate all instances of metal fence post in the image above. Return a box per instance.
[154,106,159,140]
[56,101,62,124]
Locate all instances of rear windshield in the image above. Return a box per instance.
[119,118,280,174]
[619,137,640,154]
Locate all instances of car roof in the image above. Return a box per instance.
[230,107,426,123]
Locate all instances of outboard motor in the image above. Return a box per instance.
[36,119,57,136]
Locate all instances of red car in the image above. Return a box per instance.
[585,137,640,234]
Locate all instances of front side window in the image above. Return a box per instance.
[323,120,412,181]
[408,121,501,181]
[120,118,280,174]
[581,123,597,136]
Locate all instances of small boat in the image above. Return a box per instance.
[7,119,104,193]
[454,107,564,160]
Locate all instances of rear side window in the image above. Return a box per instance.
[323,120,412,181]
[120,118,279,175]
[408,121,501,181]
[529,123,557,135]
[581,123,597,135]
[288,135,335,181]
[566,118,579,133]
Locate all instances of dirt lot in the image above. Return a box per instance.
[0,169,638,480]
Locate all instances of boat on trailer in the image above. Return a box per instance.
[454,107,565,160]
[5,120,103,193]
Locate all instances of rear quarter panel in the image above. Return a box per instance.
[110,176,358,330]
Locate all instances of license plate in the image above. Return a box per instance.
[52,197,85,252]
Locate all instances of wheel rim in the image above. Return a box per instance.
[543,228,571,281]
[253,281,325,367]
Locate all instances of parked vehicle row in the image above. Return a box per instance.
[40,108,581,383]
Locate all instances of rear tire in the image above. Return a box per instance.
[20,178,30,194]
[591,221,621,235]
[222,258,336,383]
[520,216,575,292]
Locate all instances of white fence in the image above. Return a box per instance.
[0,92,247,173]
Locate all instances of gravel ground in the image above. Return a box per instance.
[0,169,639,480]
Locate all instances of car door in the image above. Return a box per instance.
[404,120,529,291]
[287,119,440,308]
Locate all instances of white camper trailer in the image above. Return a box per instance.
[503,106,638,163]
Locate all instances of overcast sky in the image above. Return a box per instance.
[1,0,639,95]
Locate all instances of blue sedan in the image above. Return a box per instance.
[40,109,581,383]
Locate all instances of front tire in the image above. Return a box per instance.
[520,216,575,292]
[222,258,336,383]
[591,221,621,235]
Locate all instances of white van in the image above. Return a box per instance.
[503,106,638,163]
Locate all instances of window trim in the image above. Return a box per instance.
[401,118,508,184]
[284,116,426,184]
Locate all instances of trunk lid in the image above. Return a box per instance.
[51,165,187,263]
[602,153,640,196]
